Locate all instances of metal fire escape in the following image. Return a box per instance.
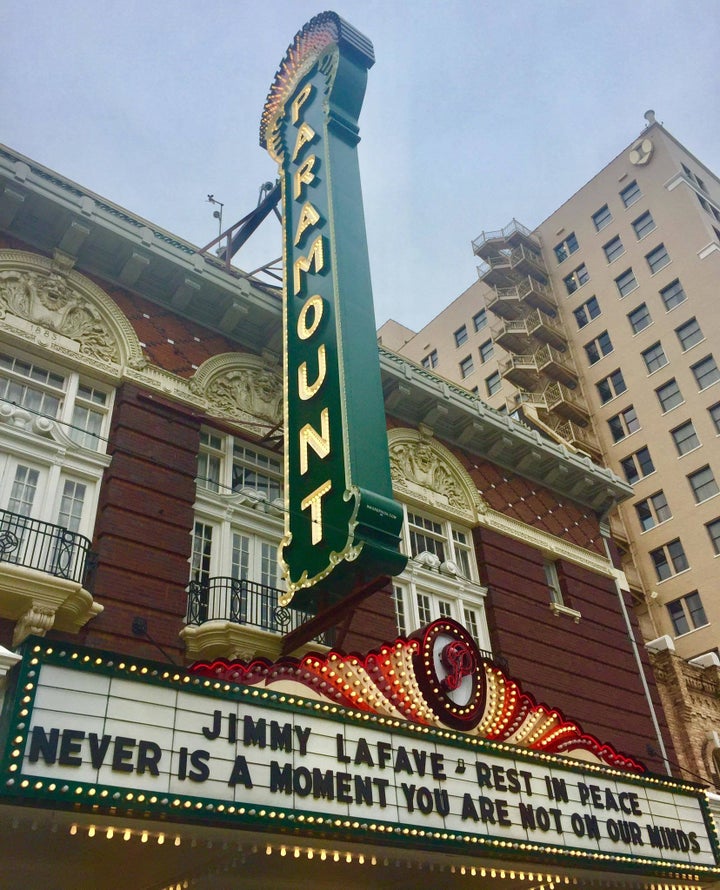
[473,220,601,461]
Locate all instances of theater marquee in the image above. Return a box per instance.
[1,637,719,883]
[259,12,407,610]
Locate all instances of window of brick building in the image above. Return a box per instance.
[554,232,579,263]
[616,268,639,298]
[421,349,438,369]
[563,263,590,295]
[688,465,720,503]
[592,204,613,231]
[667,592,708,635]
[671,420,700,456]
[628,303,652,334]
[620,180,641,207]
[635,491,672,531]
[608,405,640,442]
[632,211,656,240]
[641,342,668,374]
[573,295,601,328]
[596,369,627,404]
[660,279,686,311]
[646,243,670,274]
[584,331,613,365]
[650,538,689,581]
[655,378,683,413]
[676,317,704,352]
[692,355,720,391]
[603,235,625,263]
[621,446,655,485]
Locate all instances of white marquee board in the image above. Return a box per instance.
[1,648,717,881]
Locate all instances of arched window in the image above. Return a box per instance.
[388,429,491,652]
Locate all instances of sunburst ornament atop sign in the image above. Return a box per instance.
[260,13,407,610]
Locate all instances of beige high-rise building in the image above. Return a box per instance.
[379,114,720,673]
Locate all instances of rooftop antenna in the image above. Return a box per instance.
[207,194,224,239]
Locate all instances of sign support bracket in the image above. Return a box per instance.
[280,575,390,655]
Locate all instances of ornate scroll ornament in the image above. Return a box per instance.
[0,250,144,373]
[388,428,486,526]
[190,353,283,431]
[13,604,56,646]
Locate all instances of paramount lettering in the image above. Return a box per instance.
[260,11,406,609]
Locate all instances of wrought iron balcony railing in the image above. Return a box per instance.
[0,508,93,587]
[186,576,332,644]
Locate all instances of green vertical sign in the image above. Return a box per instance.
[260,12,407,610]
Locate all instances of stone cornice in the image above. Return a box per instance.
[179,620,327,664]
[379,346,631,514]
[0,145,282,353]
[479,506,614,578]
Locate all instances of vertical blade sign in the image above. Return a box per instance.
[260,12,407,611]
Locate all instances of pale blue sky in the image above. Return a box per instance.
[3,0,719,329]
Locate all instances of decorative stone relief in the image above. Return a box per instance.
[388,426,614,580]
[13,603,56,646]
[388,427,485,525]
[0,267,117,361]
[190,353,283,431]
[0,250,145,372]
[0,402,91,451]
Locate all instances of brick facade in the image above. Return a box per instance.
[477,525,674,774]
[650,649,720,785]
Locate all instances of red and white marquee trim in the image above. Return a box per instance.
[190,618,645,774]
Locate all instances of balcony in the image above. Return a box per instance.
[476,251,514,288]
[544,382,590,425]
[472,219,539,260]
[0,509,101,645]
[486,284,525,318]
[516,383,590,426]
[509,244,546,280]
[553,421,602,461]
[0,509,92,584]
[486,277,556,321]
[524,308,566,349]
[181,576,332,662]
[499,346,577,391]
[492,316,533,353]
[534,345,578,388]
[492,309,566,355]
[514,275,555,314]
[499,353,539,390]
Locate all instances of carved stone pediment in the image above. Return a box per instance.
[190,354,282,431]
[0,250,144,372]
[388,428,485,525]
